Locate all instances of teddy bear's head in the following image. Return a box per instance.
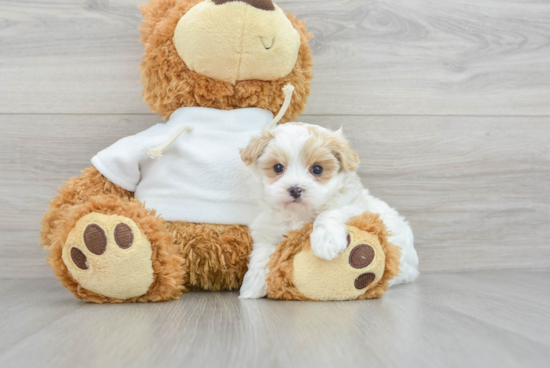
[140,0,313,122]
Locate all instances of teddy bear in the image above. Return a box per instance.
[40,0,408,303]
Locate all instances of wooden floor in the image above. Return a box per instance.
[1,270,549,368]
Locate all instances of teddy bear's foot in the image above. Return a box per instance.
[62,213,155,300]
[266,212,402,301]
[46,195,185,303]
[292,226,386,300]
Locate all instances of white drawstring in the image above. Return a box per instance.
[264,84,294,131]
[147,126,194,159]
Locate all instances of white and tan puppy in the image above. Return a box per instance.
[239,123,419,299]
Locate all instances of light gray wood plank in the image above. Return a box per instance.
[1,0,550,115]
[417,271,550,345]
[304,0,550,116]
[0,232,49,279]
[1,271,549,368]
[1,114,549,278]
[0,278,81,353]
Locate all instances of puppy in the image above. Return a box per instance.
[239,123,419,299]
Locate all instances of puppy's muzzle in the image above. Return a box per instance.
[288,186,304,200]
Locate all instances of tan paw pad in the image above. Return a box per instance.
[292,226,386,301]
[62,213,154,300]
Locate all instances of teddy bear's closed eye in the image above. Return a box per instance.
[261,37,275,50]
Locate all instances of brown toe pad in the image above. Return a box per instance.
[83,224,107,255]
[349,244,375,269]
[70,247,88,270]
[114,223,134,249]
[354,273,376,289]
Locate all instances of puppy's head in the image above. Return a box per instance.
[240,124,360,211]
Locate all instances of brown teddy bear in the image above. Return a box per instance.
[39,0,401,303]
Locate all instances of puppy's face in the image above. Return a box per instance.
[241,124,360,211]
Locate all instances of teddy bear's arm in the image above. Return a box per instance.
[91,129,163,192]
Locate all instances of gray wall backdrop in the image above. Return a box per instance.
[1,0,549,278]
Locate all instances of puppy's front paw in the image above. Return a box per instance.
[310,220,349,261]
[239,268,267,299]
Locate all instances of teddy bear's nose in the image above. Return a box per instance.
[213,0,275,11]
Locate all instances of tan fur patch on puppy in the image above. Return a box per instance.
[304,126,360,173]
[301,133,340,184]
[239,130,274,166]
[240,130,290,182]
[260,145,290,182]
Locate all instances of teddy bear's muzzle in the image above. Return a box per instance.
[173,0,300,84]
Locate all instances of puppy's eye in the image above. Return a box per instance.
[311,165,323,175]
[273,164,285,173]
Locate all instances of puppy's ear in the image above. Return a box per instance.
[240,131,275,165]
[329,129,360,172]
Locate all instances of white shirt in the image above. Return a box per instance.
[91,107,273,225]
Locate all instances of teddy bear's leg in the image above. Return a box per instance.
[266,212,401,301]
[41,167,185,303]
[48,195,185,303]
[167,222,252,292]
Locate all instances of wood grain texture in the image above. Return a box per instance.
[1,270,550,368]
[1,0,550,115]
[1,114,548,278]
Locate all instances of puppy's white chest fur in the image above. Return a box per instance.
[265,206,316,239]
[281,206,316,231]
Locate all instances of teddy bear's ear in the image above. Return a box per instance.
[139,0,180,44]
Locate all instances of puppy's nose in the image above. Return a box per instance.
[288,186,304,199]
[213,0,275,11]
